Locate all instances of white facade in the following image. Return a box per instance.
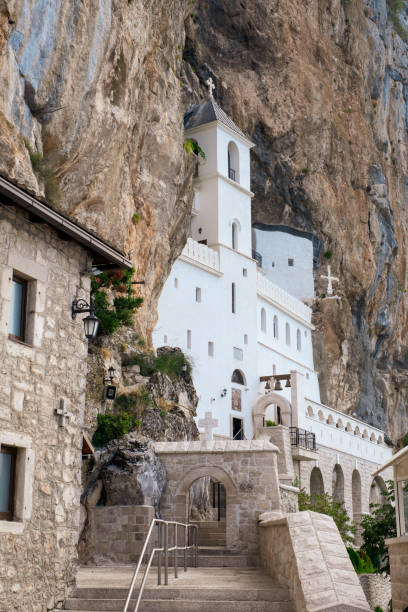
[153,97,391,470]
[253,224,315,301]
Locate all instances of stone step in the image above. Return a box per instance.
[72,586,291,601]
[61,603,292,612]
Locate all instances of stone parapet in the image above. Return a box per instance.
[90,505,155,565]
[386,536,408,612]
[358,573,391,611]
[153,439,279,453]
[259,510,370,611]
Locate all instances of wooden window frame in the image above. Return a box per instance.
[0,446,17,521]
[9,275,28,343]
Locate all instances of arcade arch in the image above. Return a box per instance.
[332,464,345,503]
[310,467,324,501]
[352,470,362,521]
[252,393,293,437]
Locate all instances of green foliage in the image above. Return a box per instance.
[92,412,141,447]
[24,139,60,203]
[298,490,355,543]
[91,267,143,336]
[401,432,408,447]
[114,388,151,417]
[388,0,408,41]
[374,607,384,612]
[265,420,277,427]
[155,351,192,379]
[184,138,206,159]
[132,213,140,224]
[324,250,333,259]
[347,547,375,574]
[301,167,309,174]
[160,408,167,421]
[125,349,192,381]
[361,481,396,573]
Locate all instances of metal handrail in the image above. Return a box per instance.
[122,519,198,612]
[233,427,247,440]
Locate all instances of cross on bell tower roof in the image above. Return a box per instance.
[205,77,215,99]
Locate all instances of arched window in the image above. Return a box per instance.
[227,141,239,182]
[232,222,238,250]
[231,369,246,385]
[352,470,362,523]
[261,308,266,332]
[296,329,301,351]
[273,315,279,339]
[232,283,236,314]
[285,323,291,345]
[332,464,345,503]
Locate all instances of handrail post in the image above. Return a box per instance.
[164,522,169,586]
[194,525,198,568]
[184,524,187,572]
[174,523,178,579]
[157,522,162,586]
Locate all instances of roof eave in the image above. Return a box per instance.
[0,175,133,270]
[185,120,255,148]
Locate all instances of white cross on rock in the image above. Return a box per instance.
[205,77,215,99]
[320,265,339,296]
[198,411,219,441]
[55,399,73,427]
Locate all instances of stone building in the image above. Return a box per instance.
[0,176,131,612]
[153,90,393,525]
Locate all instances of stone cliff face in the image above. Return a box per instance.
[2,0,408,439]
[0,0,195,338]
[183,0,408,440]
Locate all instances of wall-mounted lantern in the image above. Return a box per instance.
[72,298,99,339]
[103,366,116,385]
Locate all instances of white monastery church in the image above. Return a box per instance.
[153,86,392,517]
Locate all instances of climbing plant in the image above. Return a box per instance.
[24,139,60,203]
[91,267,143,336]
[388,0,408,41]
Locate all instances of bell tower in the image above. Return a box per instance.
[184,82,254,258]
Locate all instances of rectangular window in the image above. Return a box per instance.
[196,287,202,303]
[233,347,243,361]
[288,258,294,267]
[0,446,17,521]
[242,268,247,277]
[10,275,27,342]
[174,278,179,288]
[244,334,248,345]
[187,329,192,349]
[163,335,167,344]
[232,283,236,314]
[208,341,214,357]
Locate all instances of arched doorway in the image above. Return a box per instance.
[352,470,362,545]
[175,465,239,550]
[332,464,345,503]
[252,393,293,438]
[189,476,226,547]
[310,467,324,502]
[370,476,387,508]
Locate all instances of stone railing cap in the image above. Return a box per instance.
[153,439,280,454]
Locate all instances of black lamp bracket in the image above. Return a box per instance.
[72,298,95,320]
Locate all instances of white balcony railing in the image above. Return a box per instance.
[301,398,392,464]
[257,273,312,324]
[181,238,220,273]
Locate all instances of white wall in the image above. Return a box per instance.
[253,227,315,300]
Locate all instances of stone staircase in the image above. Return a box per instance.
[191,520,227,547]
[59,565,294,612]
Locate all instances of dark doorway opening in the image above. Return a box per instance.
[232,417,244,440]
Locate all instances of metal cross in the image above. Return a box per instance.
[55,398,73,427]
[320,265,339,296]
[198,411,219,441]
[206,77,215,99]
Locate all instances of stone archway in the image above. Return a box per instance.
[175,465,239,550]
[310,467,324,502]
[332,464,345,503]
[252,393,293,438]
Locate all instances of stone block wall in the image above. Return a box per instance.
[265,425,295,485]
[0,204,90,612]
[259,510,370,611]
[387,537,408,612]
[91,505,155,564]
[154,439,281,563]
[358,573,391,611]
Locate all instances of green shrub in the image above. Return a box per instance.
[91,268,143,336]
[347,547,375,574]
[324,250,333,259]
[298,490,355,543]
[113,388,151,418]
[155,351,192,379]
[388,0,408,41]
[124,349,192,380]
[184,138,206,159]
[265,420,277,427]
[92,412,141,447]
[361,481,396,573]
